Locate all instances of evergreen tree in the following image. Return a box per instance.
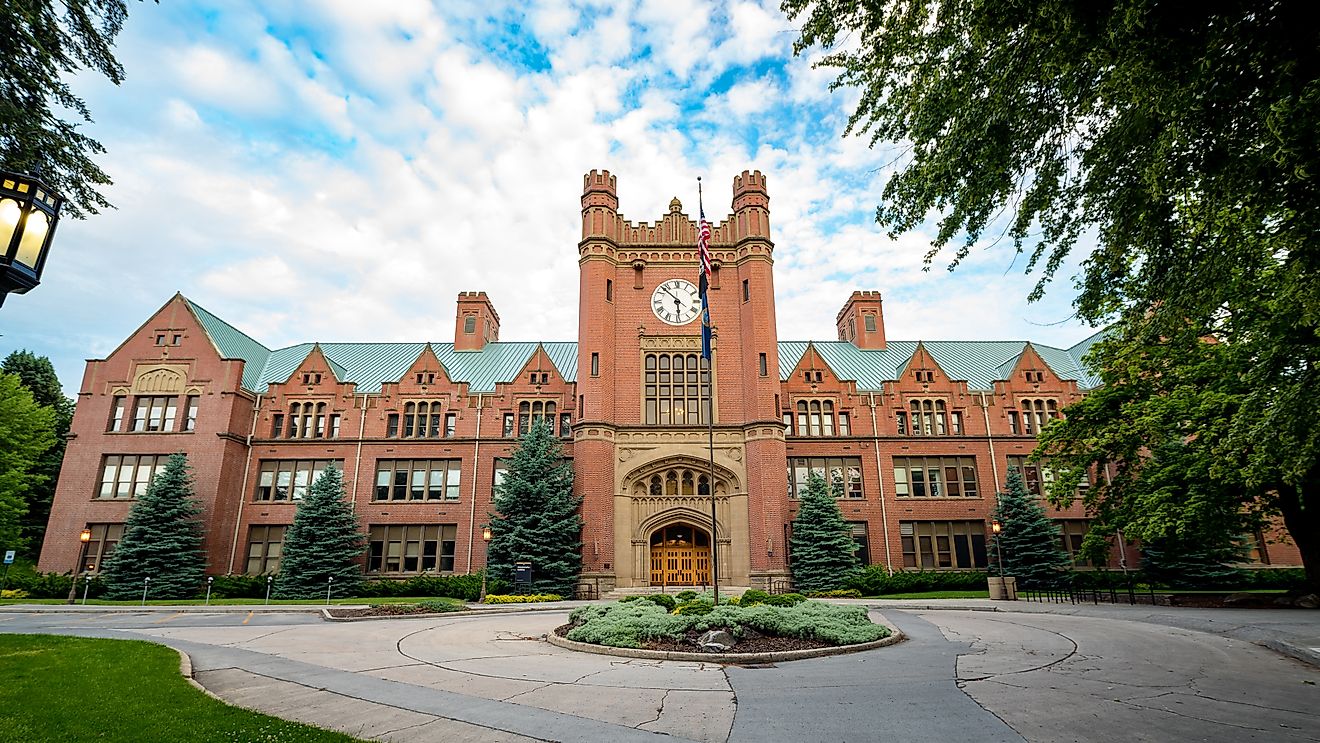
[789,471,860,592]
[99,453,205,599]
[2,350,75,552]
[487,419,581,595]
[989,468,1071,588]
[1140,537,1243,589]
[0,373,57,555]
[274,464,365,599]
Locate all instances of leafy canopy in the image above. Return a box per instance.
[487,419,581,596]
[2,351,74,552]
[0,373,57,553]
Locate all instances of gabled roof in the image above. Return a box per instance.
[184,298,271,390]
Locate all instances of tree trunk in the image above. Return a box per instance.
[1275,478,1320,593]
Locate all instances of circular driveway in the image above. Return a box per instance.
[2,604,1317,742]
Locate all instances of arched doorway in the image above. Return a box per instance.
[649,523,711,587]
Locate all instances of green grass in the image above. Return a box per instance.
[866,590,990,600]
[0,634,362,742]
[0,596,468,607]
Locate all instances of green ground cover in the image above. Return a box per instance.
[0,596,467,607]
[0,635,361,742]
[866,590,990,600]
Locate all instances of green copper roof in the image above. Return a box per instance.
[185,298,271,390]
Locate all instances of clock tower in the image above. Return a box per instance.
[575,170,790,590]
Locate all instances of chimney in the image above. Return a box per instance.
[454,291,500,351]
[836,291,886,350]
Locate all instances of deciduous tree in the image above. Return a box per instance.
[0,373,56,555]
[2,351,74,551]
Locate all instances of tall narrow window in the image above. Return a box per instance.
[444,413,456,437]
[742,279,750,302]
[108,396,126,432]
[838,412,851,436]
[759,353,768,377]
[517,400,557,434]
[183,395,200,431]
[907,400,948,436]
[591,353,599,377]
[605,279,613,301]
[271,413,285,438]
[386,413,399,438]
[864,314,877,332]
[559,412,572,437]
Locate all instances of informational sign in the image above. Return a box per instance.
[3,550,14,564]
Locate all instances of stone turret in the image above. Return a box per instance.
[454,291,499,351]
[836,291,886,350]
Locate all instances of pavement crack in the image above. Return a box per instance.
[636,688,670,728]
[500,682,552,702]
[220,626,298,647]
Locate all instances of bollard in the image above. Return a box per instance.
[265,575,273,605]
[205,576,214,606]
[326,576,334,605]
[141,577,151,606]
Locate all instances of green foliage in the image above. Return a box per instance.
[100,453,205,599]
[0,562,105,598]
[739,589,771,605]
[990,468,1071,588]
[2,351,73,553]
[566,599,890,649]
[487,419,582,595]
[675,590,698,601]
[784,0,1320,590]
[789,471,861,592]
[207,574,270,599]
[273,465,365,599]
[0,2,141,217]
[0,373,57,554]
[0,589,28,599]
[356,572,504,601]
[673,599,714,616]
[482,593,563,604]
[1140,538,1244,589]
[845,567,989,596]
[620,593,677,611]
[804,589,862,599]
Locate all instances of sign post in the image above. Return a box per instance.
[1,550,14,591]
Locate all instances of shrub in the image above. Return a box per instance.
[845,567,988,596]
[761,593,809,606]
[483,593,563,604]
[565,599,891,648]
[1,589,29,599]
[675,590,698,601]
[567,601,689,648]
[638,594,676,610]
[804,589,862,599]
[739,589,772,606]
[673,600,714,616]
[356,572,506,601]
[208,574,271,599]
[417,599,465,613]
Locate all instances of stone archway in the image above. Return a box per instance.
[648,522,711,587]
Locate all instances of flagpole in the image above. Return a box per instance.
[698,176,720,605]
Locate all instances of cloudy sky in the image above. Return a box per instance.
[1,0,1094,394]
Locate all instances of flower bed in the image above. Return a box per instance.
[559,594,890,651]
[482,593,563,604]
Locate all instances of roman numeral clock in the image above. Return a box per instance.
[651,279,701,325]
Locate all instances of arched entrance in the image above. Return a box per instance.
[649,523,711,587]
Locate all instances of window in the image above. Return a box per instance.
[368,524,458,573]
[518,400,557,434]
[80,523,124,572]
[445,412,457,437]
[838,412,851,436]
[901,521,988,569]
[502,413,515,437]
[132,396,177,432]
[591,353,599,376]
[374,459,461,501]
[639,466,718,497]
[847,318,856,339]
[1018,399,1059,435]
[914,370,935,383]
[108,396,125,432]
[559,412,572,437]
[895,411,907,435]
[463,316,476,334]
[864,314,877,332]
[98,455,168,498]
[155,334,165,346]
[758,353,767,377]
[415,372,436,385]
[787,457,864,499]
[286,401,336,438]
[255,459,340,501]
[271,413,285,438]
[391,401,447,438]
[1008,411,1020,434]
[893,456,979,498]
[171,334,181,346]
[183,395,200,431]
[742,279,750,302]
[848,522,870,566]
[907,399,948,436]
[605,279,613,301]
[950,411,963,435]
[1056,520,1096,567]
[792,400,840,436]
[1006,456,1082,497]
[301,372,322,385]
[643,352,709,425]
[246,525,287,574]
[492,459,509,499]
[1025,370,1045,383]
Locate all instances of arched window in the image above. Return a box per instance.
[908,399,948,436]
[517,400,557,435]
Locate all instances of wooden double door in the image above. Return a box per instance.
[649,524,711,587]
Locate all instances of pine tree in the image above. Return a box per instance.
[989,468,1071,588]
[1140,537,1244,589]
[487,419,581,595]
[274,464,365,599]
[789,470,860,592]
[99,453,205,599]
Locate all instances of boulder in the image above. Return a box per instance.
[1296,593,1320,609]
[698,629,737,652]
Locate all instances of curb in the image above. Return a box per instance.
[0,604,327,614]
[174,648,223,701]
[1259,638,1320,669]
[545,626,905,664]
[321,603,576,622]
[865,603,1003,612]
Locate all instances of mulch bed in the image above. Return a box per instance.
[554,623,836,654]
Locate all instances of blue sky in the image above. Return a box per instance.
[0,0,1092,394]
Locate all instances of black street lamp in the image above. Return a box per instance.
[0,170,64,307]
[479,525,492,602]
[65,528,92,604]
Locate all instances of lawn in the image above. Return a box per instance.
[0,596,468,607]
[0,634,362,742]
[866,590,990,600]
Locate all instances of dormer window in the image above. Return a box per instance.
[302,372,322,385]
[915,370,935,383]
[416,372,436,385]
[1025,370,1045,383]
[531,372,549,385]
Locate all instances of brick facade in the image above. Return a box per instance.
[38,170,1303,585]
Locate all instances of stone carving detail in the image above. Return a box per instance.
[132,365,187,394]
[639,335,703,351]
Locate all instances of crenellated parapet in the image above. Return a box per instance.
[580,170,772,257]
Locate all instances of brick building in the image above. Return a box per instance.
[38,169,1300,589]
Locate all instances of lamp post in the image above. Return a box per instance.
[0,170,64,307]
[479,525,492,603]
[991,518,1004,573]
[65,528,92,604]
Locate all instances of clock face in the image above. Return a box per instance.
[650,279,701,325]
